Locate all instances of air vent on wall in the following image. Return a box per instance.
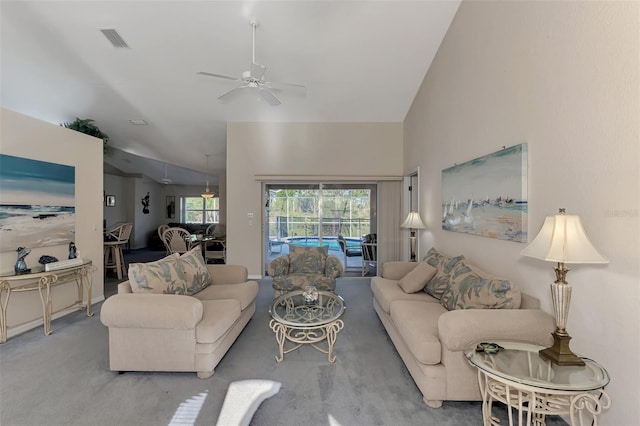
[100,29,129,48]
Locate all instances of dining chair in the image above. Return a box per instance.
[161,227,194,255]
[104,222,133,280]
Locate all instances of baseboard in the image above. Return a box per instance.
[248,275,263,280]
[7,295,105,340]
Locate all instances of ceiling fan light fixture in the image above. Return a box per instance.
[196,16,304,106]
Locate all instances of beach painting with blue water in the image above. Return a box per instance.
[441,144,528,242]
[0,154,75,252]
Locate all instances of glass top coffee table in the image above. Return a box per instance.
[465,340,610,426]
[269,289,345,363]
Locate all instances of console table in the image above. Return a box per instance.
[0,259,95,343]
[465,340,610,426]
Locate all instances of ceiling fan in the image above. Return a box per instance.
[197,17,305,106]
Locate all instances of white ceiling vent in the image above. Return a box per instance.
[100,29,129,48]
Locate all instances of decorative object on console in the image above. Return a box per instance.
[401,211,426,262]
[68,241,77,259]
[14,247,31,274]
[521,208,608,366]
[38,255,59,265]
[201,154,214,199]
[442,144,528,242]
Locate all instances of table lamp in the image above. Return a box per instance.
[521,208,608,366]
[401,211,426,262]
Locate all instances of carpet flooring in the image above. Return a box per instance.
[0,276,567,426]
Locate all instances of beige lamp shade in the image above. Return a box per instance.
[401,211,426,230]
[521,213,608,264]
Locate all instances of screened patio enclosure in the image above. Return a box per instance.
[264,183,377,276]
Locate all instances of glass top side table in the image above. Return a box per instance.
[465,340,610,426]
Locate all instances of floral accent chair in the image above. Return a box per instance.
[268,245,343,297]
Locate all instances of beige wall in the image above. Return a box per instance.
[0,108,104,336]
[404,1,639,423]
[226,122,403,277]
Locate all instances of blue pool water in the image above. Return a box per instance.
[285,237,361,251]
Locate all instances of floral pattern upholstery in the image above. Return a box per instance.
[179,247,212,295]
[440,261,521,310]
[269,245,343,297]
[422,247,465,299]
[128,253,187,294]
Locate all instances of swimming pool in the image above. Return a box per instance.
[285,236,361,251]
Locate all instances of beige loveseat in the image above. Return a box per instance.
[100,249,258,378]
[371,248,555,408]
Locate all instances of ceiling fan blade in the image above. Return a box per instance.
[250,63,266,80]
[218,87,245,102]
[197,71,239,81]
[258,88,281,106]
[266,80,306,90]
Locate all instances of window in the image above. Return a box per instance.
[181,197,219,224]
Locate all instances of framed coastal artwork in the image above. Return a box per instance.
[0,154,75,252]
[441,143,528,242]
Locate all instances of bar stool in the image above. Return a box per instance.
[104,223,133,280]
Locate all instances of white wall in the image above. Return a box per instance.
[404,2,639,423]
[0,108,104,335]
[226,122,403,277]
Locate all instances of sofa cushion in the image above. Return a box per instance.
[128,253,187,295]
[398,262,437,293]
[390,300,447,364]
[179,247,212,295]
[193,281,259,311]
[288,245,329,274]
[440,261,521,310]
[195,299,242,344]
[371,277,439,314]
[423,248,465,299]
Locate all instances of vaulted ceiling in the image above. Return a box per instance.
[1,1,460,185]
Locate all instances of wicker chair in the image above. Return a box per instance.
[161,227,194,255]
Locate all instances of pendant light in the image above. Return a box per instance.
[201,155,214,199]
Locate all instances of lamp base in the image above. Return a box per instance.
[539,331,585,366]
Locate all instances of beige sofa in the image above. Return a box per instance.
[101,252,258,379]
[371,249,555,408]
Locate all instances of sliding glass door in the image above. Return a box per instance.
[264,182,377,275]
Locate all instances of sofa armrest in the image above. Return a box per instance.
[100,294,203,330]
[438,309,555,351]
[381,261,419,280]
[268,256,290,277]
[325,255,344,279]
[206,264,248,284]
[118,281,133,293]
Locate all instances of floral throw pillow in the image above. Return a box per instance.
[179,247,212,295]
[128,253,186,295]
[288,245,329,274]
[440,261,521,310]
[422,247,465,299]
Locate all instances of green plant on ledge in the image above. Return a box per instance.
[61,118,109,154]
